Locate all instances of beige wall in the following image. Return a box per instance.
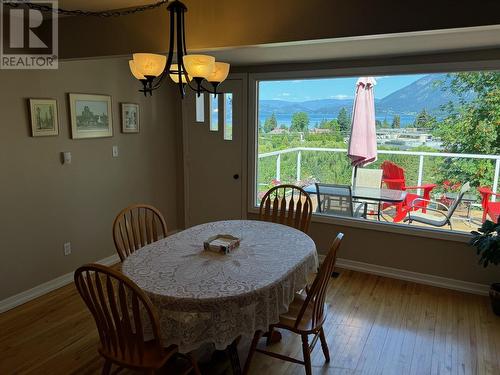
[247,214,498,285]
[57,0,500,59]
[0,58,182,300]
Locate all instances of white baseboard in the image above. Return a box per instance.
[0,253,120,314]
[320,256,490,296]
[0,230,182,314]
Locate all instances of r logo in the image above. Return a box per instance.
[1,1,58,69]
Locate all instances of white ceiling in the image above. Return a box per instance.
[197,26,500,66]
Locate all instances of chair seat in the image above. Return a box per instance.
[487,202,500,222]
[276,292,328,333]
[406,211,448,227]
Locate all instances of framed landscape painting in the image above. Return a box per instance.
[121,103,140,133]
[69,93,113,139]
[29,99,59,137]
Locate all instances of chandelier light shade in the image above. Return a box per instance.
[132,53,167,77]
[128,60,145,80]
[183,55,216,80]
[128,0,230,98]
[207,62,230,84]
[169,64,191,83]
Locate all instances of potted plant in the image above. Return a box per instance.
[469,219,500,316]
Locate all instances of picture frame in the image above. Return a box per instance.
[121,103,140,133]
[69,93,113,139]
[29,99,59,137]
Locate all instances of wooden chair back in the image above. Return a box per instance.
[113,204,168,261]
[259,184,313,233]
[74,263,164,367]
[295,233,344,331]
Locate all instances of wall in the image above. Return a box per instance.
[0,57,182,300]
[56,0,500,59]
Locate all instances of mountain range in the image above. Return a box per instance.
[259,74,469,120]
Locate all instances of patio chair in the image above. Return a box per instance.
[381,160,437,222]
[478,187,500,223]
[353,168,383,219]
[315,183,365,218]
[403,182,471,230]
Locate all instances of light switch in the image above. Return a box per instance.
[62,151,71,164]
[112,145,119,158]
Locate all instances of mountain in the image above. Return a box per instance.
[377,73,464,115]
[259,74,470,121]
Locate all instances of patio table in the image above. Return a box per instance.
[303,184,407,203]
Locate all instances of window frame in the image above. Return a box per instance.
[247,61,500,243]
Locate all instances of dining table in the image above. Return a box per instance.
[121,219,318,372]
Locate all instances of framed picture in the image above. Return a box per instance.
[29,99,59,137]
[121,103,140,133]
[69,93,113,139]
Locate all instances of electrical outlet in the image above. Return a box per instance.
[112,145,119,158]
[63,242,72,256]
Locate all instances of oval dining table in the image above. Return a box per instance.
[121,219,318,372]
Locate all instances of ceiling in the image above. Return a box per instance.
[198,26,500,66]
[58,0,161,12]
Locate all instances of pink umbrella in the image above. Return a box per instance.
[348,77,377,167]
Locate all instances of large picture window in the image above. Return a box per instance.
[255,71,500,234]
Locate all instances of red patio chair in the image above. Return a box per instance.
[381,161,437,222]
[478,187,500,223]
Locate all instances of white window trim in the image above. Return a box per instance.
[247,61,500,243]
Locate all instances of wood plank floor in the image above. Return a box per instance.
[1,269,499,375]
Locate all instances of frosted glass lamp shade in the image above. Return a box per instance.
[129,60,145,80]
[132,53,166,77]
[207,62,230,83]
[183,54,215,80]
[169,64,192,83]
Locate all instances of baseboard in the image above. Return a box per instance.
[320,255,490,296]
[0,253,120,314]
[0,230,182,314]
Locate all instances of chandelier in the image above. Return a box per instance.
[128,0,230,98]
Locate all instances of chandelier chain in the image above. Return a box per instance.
[3,0,169,17]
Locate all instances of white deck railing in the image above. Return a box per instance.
[258,147,500,201]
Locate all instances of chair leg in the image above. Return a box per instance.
[243,330,262,375]
[301,334,312,375]
[101,359,112,375]
[319,327,330,362]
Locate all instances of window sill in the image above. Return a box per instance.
[247,207,472,243]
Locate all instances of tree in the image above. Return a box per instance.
[263,112,278,133]
[290,112,309,132]
[414,109,436,129]
[436,71,500,186]
[391,115,401,129]
[337,107,350,133]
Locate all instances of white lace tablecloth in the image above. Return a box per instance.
[122,220,318,352]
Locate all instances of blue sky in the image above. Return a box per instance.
[259,74,428,101]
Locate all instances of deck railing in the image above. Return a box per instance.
[258,147,500,201]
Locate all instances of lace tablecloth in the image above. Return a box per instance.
[122,220,318,352]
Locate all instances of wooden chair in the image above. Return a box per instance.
[259,184,313,233]
[113,204,168,261]
[243,233,344,375]
[74,263,199,375]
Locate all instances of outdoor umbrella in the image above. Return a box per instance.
[348,76,377,178]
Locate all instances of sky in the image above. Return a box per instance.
[259,74,428,102]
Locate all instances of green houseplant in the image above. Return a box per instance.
[470,219,500,316]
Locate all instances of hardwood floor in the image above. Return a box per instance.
[1,269,499,374]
